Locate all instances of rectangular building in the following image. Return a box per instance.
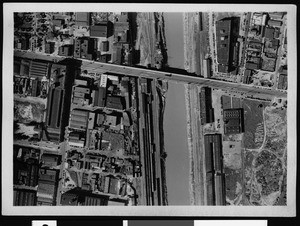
[93,87,107,107]
[90,22,108,38]
[75,12,91,26]
[278,74,287,90]
[216,19,232,72]
[243,69,252,84]
[199,87,214,124]
[106,96,125,110]
[223,108,244,134]
[69,109,89,131]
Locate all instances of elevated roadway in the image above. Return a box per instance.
[14,50,287,100]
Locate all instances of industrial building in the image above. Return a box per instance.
[216,18,233,73]
[204,134,225,206]
[93,87,107,107]
[43,61,77,143]
[69,109,89,131]
[45,87,65,141]
[223,108,244,135]
[106,96,125,110]
[14,189,37,206]
[75,12,91,27]
[37,168,59,205]
[199,87,214,124]
[90,21,113,38]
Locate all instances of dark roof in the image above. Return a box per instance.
[61,193,78,206]
[245,62,259,70]
[218,64,229,73]
[106,96,124,110]
[223,108,244,134]
[243,69,252,84]
[94,87,106,107]
[29,60,50,78]
[90,23,108,38]
[271,39,280,47]
[58,45,74,56]
[47,87,64,129]
[216,19,232,66]
[109,178,119,195]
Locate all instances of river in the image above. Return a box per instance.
[163,12,190,205]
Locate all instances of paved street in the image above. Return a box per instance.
[14,50,287,100]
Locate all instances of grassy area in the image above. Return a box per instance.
[224,168,243,204]
[14,99,46,123]
[242,99,268,149]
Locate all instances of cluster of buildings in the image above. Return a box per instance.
[14,12,135,66]
[60,72,141,204]
[66,73,133,151]
[243,12,287,84]
[13,49,142,205]
[13,57,50,98]
[13,145,62,206]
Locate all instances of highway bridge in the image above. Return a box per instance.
[14,50,287,100]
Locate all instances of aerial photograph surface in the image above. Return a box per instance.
[12,9,289,207]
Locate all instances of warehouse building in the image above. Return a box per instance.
[204,134,225,206]
[14,189,37,206]
[93,87,107,107]
[75,12,91,27]
[199,87,214,125]
[43,62,76,143]
[69,109,89,131]
[223,108,244,134]
[216,18,233,73]
[106,96,125,110]
[204,134,223,173]
[90,21,113,38]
